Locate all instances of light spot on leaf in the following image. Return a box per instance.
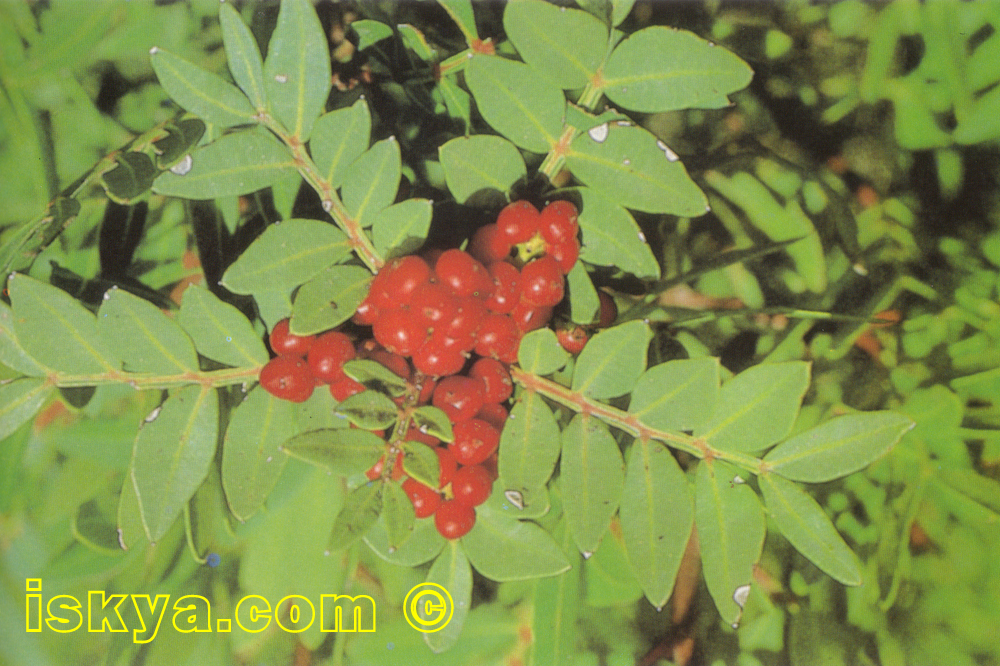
[274,74,288,83]
[504,489,524,509]
[656,140,679,162]
[588,123,609,143]
[170,154,193,175]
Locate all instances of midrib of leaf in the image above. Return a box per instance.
[120,304,194,373]
[632,368,706,421]
[290,8,309,138]
[768,420,901,468]
[707,467,736,602]
[581,218,650,266]
[701,373,798,443]
[174,158,298,187]
[194,296,260,366]
[450,152,508,190]
[37,296,116,373]
[321,113,365,184]
[574,330,632,395]
[229,239,347,286]
[519,21,596,83]
[568,147,681,196]
[351,146,393,222]
[479,59,558,147]
[508,395,538,487]
[0,379,49,421]
[158,56,253,121]
[764,475,850,569]
[604,66,739,87]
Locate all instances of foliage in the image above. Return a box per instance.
[2,1,997,665]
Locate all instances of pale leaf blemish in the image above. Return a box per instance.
[656,140,679,162]
[274,74,288,83]
[504,489,524,509]
[733,584,751,609]
[170,154,193,175]
[588,123,609,143]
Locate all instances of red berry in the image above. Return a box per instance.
[435,499,476,539]
[520,256,564,307]
[329,376,366,401]
[369,349,412,380]
[268,318,316,357]
[352,298,379,326]
[411,336,466,377]
[597,291,617,328]
[372,306,428,355]
[475,402,508,431]
[434,446,458,488]
[366,450,405,481]
[403,478,442,518]
[435,249,493,299]
[307,331,356,383]
[556,326,589,354]
[443,296,487,348]
[511,301,553,334]
[549,238,579,275]
[417,376,437,404]
[474,314,521,363]
[433,376,485,423]
[469,357,513,403]
[450,418,500,466]
[497,200,540,245]
[369,256,431,310]
[260,356,315,402]
[485,261,520,314]
[451,465,493,507]
[404,424,440,447]
[411,282,460,332]
[539,200,579,245]
[468,224,512,265]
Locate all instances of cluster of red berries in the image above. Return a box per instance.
[258,199,581,538]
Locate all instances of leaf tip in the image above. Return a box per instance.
[150,46,160,55]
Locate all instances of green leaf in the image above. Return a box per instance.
[438,76,472,128]
[153,128,298,199]
[498,391,562,494]
[364,514,445,566]
[611,0,637,25]
[619,440,693,609]
[149,46,256,128]
[9,273,118,375]
[72,500,121,555]
[341,138,401,227]
[263,0,331,140]
[504,0,607,89]
[101,153,158,204]
[402,441,441,490]
[328,481,382,550]
[221,219,351,294]
[178,285,269,367]
[297,388,350,432]
[584,524,643,607]
[131,386,219,542]
[461,504,571,581]
[695,361,810,453]
[332,390,398,430]
[310,100,371,189]
[572,187,660,279]
[759,473,862,586]
[517,328,570,375]
[561,415,624,555]
[219,3,267,110]
[465,55,566,153]
[529,521,581,666]
[0,378,52,442]
[567,123,708,215]
[150,117,207,170]
[566,261,599,324]
[398,24,435,62]
[342,359,409,396]
[439,135,527,204]
[222,387,296,521]
[0,196,80,276]
[764,412,914,483]
[424,542,474,654]
[571,320,651,399]
[0,301,46,376]
[97,287,198,374]
[437,0,479,44]
[382,481,416,552]
[351,19,393,50]
[281,428,384,476]
[629,358,720,432]
[371,198,432,260]
[290,265,372,335]
[483,482,550,520]
[695,461,765,628]
[411,406,455,443]
[601,26,753,112]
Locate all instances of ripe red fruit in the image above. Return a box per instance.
[556,326,589,354]
[260,356,315,402]
[539,200,579,245]
[475,402,508,430]
[520,256,564,307]
[451,465,493,507]
[411,282,459,331]
[485,261,520,314]
[469,357,513,403]
[329,376,365,401]
[433,376,485,423]
[417,376,436,404]
[268,318,316,357]
[474,314,521,363]
[372,306,428,355]
[511,301,553,334]
[411,336,466,377]
[307,331,356,383]
[468,224,512,265]
[497,200,540,245]
[435,249,493,299]
[549,238,579,275]
[435,499,476,539]
[442,296,487,347]
[450,418,500,466]
[352,298,379,326]
[434,446,458,488]
[368,256,431,309]
[404,424,440,447]
[369,349,412,380]
[597,291,617,328]
[402,478,442,518]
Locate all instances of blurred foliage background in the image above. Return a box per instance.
[2,1,1000,665]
